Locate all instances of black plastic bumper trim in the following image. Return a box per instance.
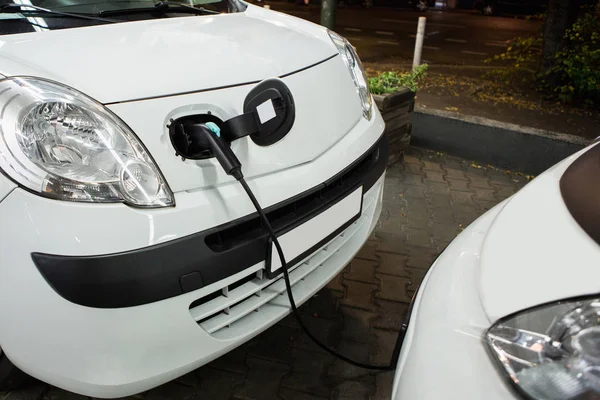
[32,134,388,309]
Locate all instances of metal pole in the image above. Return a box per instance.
[412,16,426,70]
[321,0,337,30]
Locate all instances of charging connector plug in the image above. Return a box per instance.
[183,123,244,181]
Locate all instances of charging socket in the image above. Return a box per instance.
[169,114,228,160]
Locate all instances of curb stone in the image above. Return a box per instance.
[411,106,591,175]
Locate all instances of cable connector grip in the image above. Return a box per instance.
[183,124,243,180]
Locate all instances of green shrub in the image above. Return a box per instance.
[368,65,428,95]
[485,35,542,85]
[543,12,600,104]
[486,9,599,105]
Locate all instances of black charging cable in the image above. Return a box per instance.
[183,124,400,371]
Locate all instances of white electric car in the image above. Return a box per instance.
[0,2,386,397]
[391,142,600,400]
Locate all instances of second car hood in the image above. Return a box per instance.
[478,144,600,322]
[0,5,336,104]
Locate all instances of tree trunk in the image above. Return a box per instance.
[540,0,578,75]
[596,0,600,17]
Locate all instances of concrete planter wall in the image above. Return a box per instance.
[372,87,416,166]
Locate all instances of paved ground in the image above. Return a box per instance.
[260,1,541,66]
[1,147,529,400]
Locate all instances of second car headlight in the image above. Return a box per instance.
[328,30,372,121]
[0,77,173,208]
[486,297,600,400]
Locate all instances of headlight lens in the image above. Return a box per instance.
[486,297,600,400]
[328,30,372,120]
[0,77,173,207]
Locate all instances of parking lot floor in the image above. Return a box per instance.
[2,146,529,400]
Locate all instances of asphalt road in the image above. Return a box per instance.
[264,2,541,66]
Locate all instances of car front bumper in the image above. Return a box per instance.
[391,198,520,400]
[0,112,385,398]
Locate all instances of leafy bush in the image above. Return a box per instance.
[486,9,599,105]
[485,35,542,85]
[368,65,428,95]
[543,12,600,104]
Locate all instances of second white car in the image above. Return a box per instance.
[391,142,600,400]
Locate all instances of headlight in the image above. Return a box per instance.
[328,30,372,120]
[0,77,174,208]
[486,297,600,400]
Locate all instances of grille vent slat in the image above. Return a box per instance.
[189,189,377,336]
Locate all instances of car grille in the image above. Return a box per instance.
[188,181,380,339]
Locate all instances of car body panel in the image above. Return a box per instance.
[0,5,337,104]
[392,199,517,400]
[478,144,600,322]
[0,5,365,194]
[107,56,365,193]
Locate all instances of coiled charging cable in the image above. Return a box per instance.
[186,123,402,371]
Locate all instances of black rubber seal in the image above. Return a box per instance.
[32,134,389,309]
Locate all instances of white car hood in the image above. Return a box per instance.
[0,5,336,104]
[478,144,600,322]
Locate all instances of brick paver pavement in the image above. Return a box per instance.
[1,147,529,400]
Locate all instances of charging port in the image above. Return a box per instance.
[169,114,227,160]
[170,79,295,161]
